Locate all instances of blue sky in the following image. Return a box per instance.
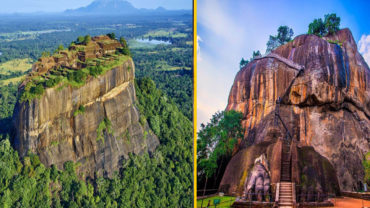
[197,0,370,128]
[0,0,192,13]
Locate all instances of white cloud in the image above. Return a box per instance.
[358,34,370,66]
[197,35,202,61]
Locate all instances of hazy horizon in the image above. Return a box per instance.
[0,0,192,14]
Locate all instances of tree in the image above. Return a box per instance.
[276,26,294,44]
[239,58,249,69]
[252,50,261,59]
[83,35,91,45]
[76,36,85,44]
[308,13,341,36]
[324,13,340,35]
[266,26,294,53]
[239,50,261,69]
[107,33,116,40]
[57,44,64,52]
[41,51,50,57]
[197,110,244,194]
[119,37,128,48]
[308,18,326,36]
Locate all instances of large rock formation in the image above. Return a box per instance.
[12,37,159,178]
[220,29,370,196]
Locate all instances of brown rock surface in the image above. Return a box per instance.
[12,58,159,178]
[221,28,370,194]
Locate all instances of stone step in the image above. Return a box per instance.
[279,202,293,206]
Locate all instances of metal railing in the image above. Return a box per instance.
[197,192,275,208]
[198,197,235,208]
[197,189,219,197]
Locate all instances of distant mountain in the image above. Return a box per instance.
[64,0,190,15]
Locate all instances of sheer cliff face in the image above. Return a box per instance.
[13,59,159,178]
[221,29,369,193]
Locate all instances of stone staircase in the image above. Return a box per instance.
[278,182,294,208]
[281,140,291,182]
[278,140,294,208]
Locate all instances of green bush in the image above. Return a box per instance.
[106,32,116,39]
[308,13,340,36]
[308,18,326,36]
[83,35,91,45]
[30,84,44,95]
[45,76,62,88]
[119,47,131,56]
[324,13,340,35]
[96,117,112,144]
[363,152,370,185]
[89,65,103,77]
[73,105,86,117]
[67,70,87,84]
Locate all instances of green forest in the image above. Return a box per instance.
[0,14,193,207]
[0,77,193,207]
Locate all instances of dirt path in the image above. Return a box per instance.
[326,197,370,208]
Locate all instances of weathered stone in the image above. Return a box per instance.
[221,28,370,195]
[12,59,159,178]
[242,154,271,202]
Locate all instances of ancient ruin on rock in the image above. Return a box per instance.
[220,28,370,207]
[12,35,159,178]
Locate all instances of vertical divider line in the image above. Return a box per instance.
[193,0,198,207]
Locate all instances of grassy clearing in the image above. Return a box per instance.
[0,75,25,86]
[197,196,236,208]
[154,60,191,71]
[0,58,32,75]
[127,39,157,49]
[0,29,71,42]
[143,29,187,38]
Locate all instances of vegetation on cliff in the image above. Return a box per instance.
[0,77,192,207]
[19,34,131,103]
[197,110,244,193]
[308,13,341,36]
[266,26,294,53]
[364,152,370,186]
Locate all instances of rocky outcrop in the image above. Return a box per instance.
[12,57,159,178]
[221,28,370,195]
